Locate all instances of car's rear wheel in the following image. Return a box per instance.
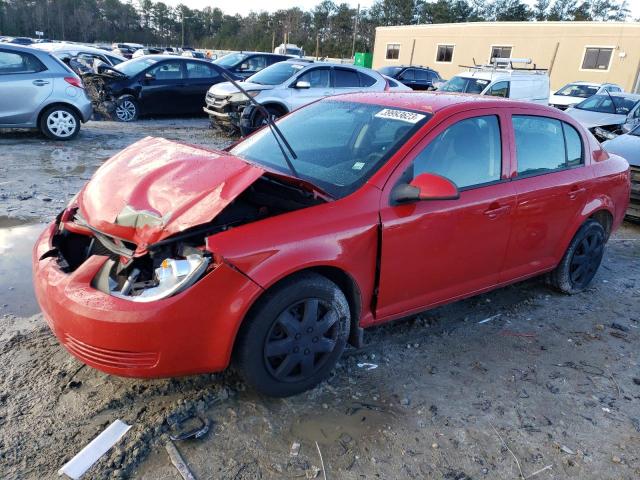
[40,106,80,140]
[548,219,606,294]
[235,273,350,397]
[114,95,139,122]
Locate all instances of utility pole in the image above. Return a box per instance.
[272,30,275,52]
[351,3,360,59]
[315,33,319,60]
[181,10,185,47]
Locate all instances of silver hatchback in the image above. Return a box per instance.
[0,43,92,140]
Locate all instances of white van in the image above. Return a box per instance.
[438,58,550,105]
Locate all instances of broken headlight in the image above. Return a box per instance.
[228,91,260,103]
[108,253,210,303]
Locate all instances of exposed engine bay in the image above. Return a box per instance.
[49,175,325,302]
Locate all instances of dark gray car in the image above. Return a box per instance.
[0,43,93,140]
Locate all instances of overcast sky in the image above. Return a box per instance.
[163,0,639,18]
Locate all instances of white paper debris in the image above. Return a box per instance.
[59,419,131,479]
[357,362,378,370]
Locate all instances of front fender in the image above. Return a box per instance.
[205,186,382,325]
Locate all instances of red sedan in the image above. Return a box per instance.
[33,93,630,396]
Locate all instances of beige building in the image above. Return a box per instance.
[373,21,640,93]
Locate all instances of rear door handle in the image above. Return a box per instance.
[33,80,50,86]
[568,187,587,199]
[483,204,511,219]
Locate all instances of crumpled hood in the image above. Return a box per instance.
[77,137,264,251]
[565,108,626,129]
[208,81,274,96]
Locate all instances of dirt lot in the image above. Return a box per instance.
[1,119,639,480]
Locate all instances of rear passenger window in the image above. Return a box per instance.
[415,69,428,81]
[358,72,376,87]
[563,123,583,167]
[334,69,359,88]
[410,115,502,189]
[513,116,583,176]
[0,50,45,74]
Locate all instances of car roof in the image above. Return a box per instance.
[332,91,547,114]
[0,43,36,52]
[599,92,640,99]
[136,54,210,62]
[32,42,126,59]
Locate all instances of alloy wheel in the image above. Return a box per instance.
[264,298,341,382]
[46,110,77,138]
[115,100,136,122]
[569,229,604,289]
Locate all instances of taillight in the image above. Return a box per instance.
[64,76,84,89]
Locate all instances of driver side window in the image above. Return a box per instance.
[297,68,330,88]
[148,61,183,80]
[409,115,502,189]
[487,81,509,98]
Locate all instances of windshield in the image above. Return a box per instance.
[575,94,639,115]
[555,83,598,98]
[247,62,306,85]
[214,52,247,67]
[114,57,158,76]
[378,66,403,76]
[439,75,490,94]
[231,101,430,198]
[286,48,302,55]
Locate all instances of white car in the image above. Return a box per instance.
[565,92,640,141]
[549,81,623,110]
[438,58,549,105]
[32,42,126,69]
[204,60,389,134]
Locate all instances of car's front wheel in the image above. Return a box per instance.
[548,219,606,294]
[114,95,139,122]
[235,273,350,397]
[40,106,80,140]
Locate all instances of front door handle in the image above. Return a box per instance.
[483,204,511,219]
[33,79,50,86]
[568,186,587,200]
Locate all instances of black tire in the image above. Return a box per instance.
[39,105,80,140]
[235,272,350,397]
[114,95,139,122]
[252,105,283,129]
[547,219,606,294]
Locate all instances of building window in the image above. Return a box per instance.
[436,45,454,63]
[386,44,400,60]
[490,46,512,61]
[582,47,613,70]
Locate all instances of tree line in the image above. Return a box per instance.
[0,0,632,58]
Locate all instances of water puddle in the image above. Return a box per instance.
[0,217,45,316]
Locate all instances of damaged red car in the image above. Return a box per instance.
[33,93,630,396]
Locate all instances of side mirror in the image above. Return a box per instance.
[294,80,311,89]
[391,173,459,204]
[144,72,155,81]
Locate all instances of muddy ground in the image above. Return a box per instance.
[1,119,639,480]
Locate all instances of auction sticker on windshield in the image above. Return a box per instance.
[375,109,426,124]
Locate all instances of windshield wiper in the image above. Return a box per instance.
[603,89,618,114]
[222,72,298,177]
